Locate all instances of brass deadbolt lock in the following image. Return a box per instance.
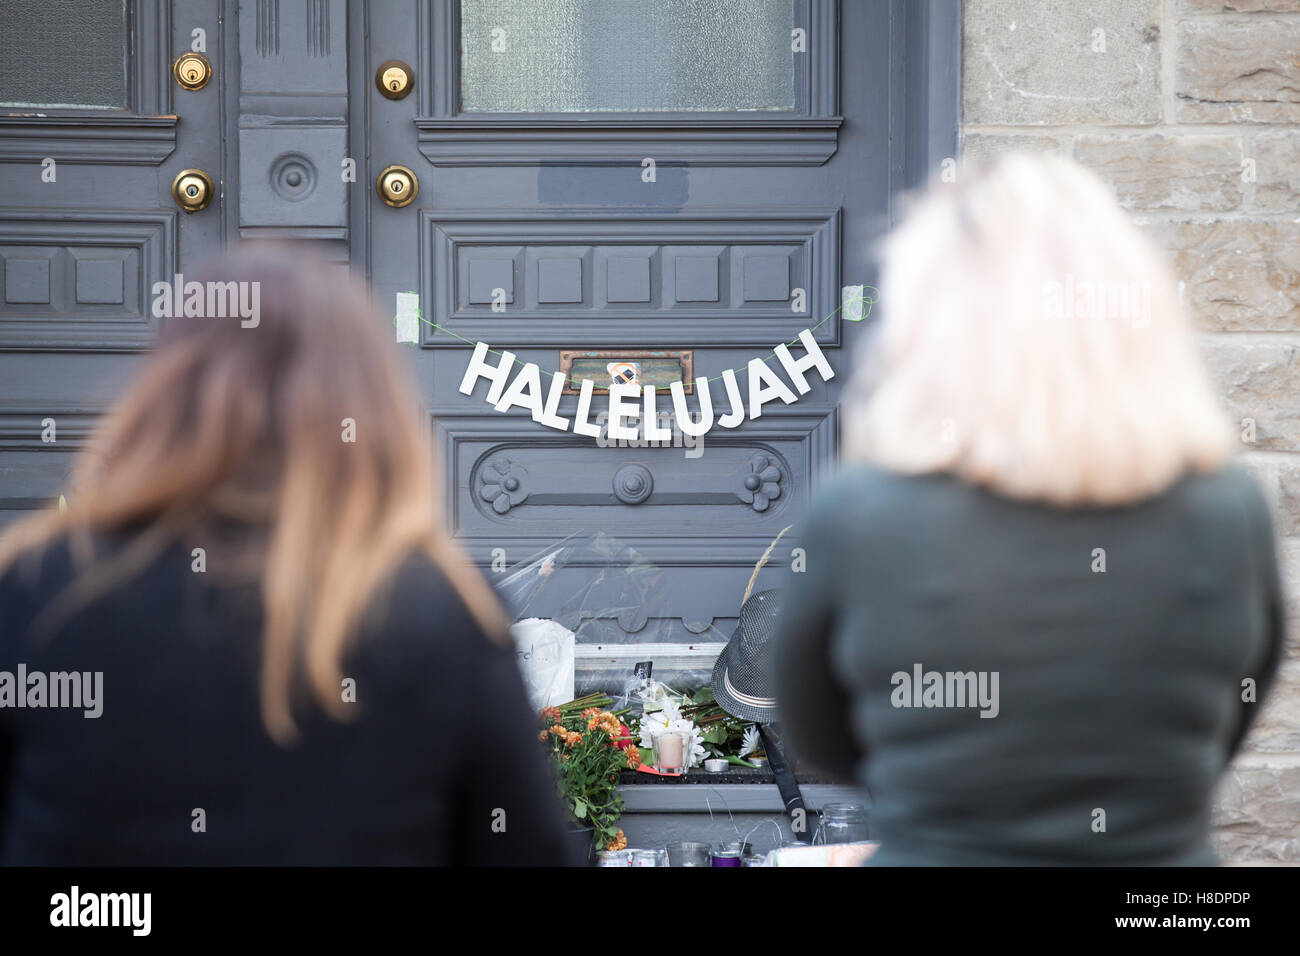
[173,51,212,91]
[376,165,418,208]
[376,60,414,99]
[172,168,215,213]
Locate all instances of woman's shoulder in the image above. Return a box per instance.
[1184,461,1270,506]
[819,460,1271,513]
[0,532,101,654]
[803,461,1277,547]
[0,532,78,603]
[804,463,960,531]
[1174,462,1277,546]
[811,462,916,506]
[362,550,504,658]
[345,551,517,702]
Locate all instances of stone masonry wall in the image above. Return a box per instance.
[960,0,1300,861]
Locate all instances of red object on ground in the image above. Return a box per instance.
[635,764,683,778]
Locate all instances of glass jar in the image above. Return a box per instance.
[627,848,668,867]
[665,842,711,867]
[818,803,869,844]
[710,841,751,866]
[651,730,689,775]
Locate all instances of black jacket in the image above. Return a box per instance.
[0,533,577,865]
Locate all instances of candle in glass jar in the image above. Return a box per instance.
[656,731,685,770]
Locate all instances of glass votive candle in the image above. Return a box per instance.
[627,848,667,867]
[666,842,711,867]
[818,802,870,844]
[710,846,744,867]
[711,841,751,867]
[651,730,688,775]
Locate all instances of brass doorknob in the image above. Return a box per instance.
[173,52,212,90]
[172,168,215,213]
[376,165,418,207]
[376,60,414,99]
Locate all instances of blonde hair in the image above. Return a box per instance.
[843,153,1232,506]
[0,244,509,745]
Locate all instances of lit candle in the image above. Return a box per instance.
[656,731,685,771]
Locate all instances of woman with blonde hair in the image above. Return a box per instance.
[0,245,576,865]
[773,154,1284,865]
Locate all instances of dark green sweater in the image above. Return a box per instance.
[774,464,1283,865]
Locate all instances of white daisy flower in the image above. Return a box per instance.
[638,698,707,768]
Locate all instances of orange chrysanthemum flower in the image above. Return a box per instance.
[606,829,627,852]
[622,744,642,769]
[539,706,562,726]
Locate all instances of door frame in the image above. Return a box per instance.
[899,0,963,199]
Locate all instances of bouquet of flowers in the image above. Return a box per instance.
[539,693,642,851]
[680,686,763,766]
[636,696,709,768]
[634,685,763,769]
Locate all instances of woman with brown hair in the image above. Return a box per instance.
[0,245,576,865]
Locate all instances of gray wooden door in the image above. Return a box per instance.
[363,0,900,691]
[0,1,224,529]
[0,1,957,692]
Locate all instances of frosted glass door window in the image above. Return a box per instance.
[0,0,127,108]
[460,0,796,112]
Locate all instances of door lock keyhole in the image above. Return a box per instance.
[171,169,215,213]
[172,52,212,91]
[376,165,418,208]
[376,60,414,100]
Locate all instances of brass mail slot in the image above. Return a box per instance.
[559,349,694,395]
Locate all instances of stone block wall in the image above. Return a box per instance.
[960,0,1300,861]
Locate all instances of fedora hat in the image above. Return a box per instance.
[711,588,783,724]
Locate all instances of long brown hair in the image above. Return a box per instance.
[0,243,509,743]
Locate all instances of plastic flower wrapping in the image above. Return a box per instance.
[493,531,731,698]
[501,533,769,774]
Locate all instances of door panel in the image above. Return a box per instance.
[434,405,836,564]
[0,0,224,530]
[236,0,349,250]
[419,209,842,347]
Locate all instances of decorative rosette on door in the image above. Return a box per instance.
[473,452,785,515]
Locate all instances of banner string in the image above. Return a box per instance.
[396,287,877,390]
